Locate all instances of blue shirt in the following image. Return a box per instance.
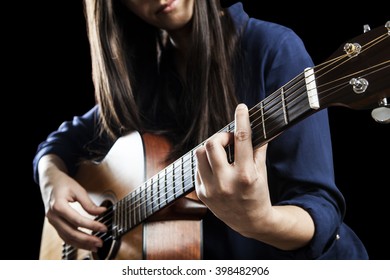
[32,2,368,259]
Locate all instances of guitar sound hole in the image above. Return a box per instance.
[91,200,120,260]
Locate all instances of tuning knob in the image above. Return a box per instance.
[371,98,390,124]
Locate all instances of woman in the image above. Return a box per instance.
[33,0,368,259]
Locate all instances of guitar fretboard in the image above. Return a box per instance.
[113,150,198,237]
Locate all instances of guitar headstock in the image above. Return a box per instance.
[316,21,389,123]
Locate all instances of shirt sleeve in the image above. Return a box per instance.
[32,105,102,184]
[242,20,346,259]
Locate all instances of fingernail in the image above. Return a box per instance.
[237,103,248,110]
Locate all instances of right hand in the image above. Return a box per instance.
[38,154,107,252]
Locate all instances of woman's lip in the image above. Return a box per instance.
[156,0,176,14]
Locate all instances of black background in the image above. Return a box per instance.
[7,1,388,260]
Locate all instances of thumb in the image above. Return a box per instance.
[74,189,106,216]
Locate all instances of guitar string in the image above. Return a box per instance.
[64,31,388,251]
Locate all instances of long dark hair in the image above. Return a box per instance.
[83,0,240,158]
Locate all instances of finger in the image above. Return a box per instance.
[195,145,212,179]
[234,103,254,167]
[195,144,214,200]
[254,143,267,166]
[47,211,103,252]
[203,132,232,172]
[73,189,108,232]
[54,197,107,233]
[75,188,107,216]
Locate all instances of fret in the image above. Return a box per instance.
[120,199,125,235]
[150,177,155,213]
[142,179,151,219]
[140,182,148,222]
[121,199,127,234]
[131,187,136,227]
[190,150,196,191]
[124,194,128,232]
[184,154,192,191]
[219,122,234,163]
[171,163,176,199]
[260,101,266,139]
[129,193,134,228]
[173,160,184,197]
[181,155,187,194]
[263,89,286,138]
[156,172,161,209]
[142,182,148,219]
[250,88,285,148]
[284,73,312,122]
[182,153,195,193]
[135,187,142,224]
[124,198,128,232]
[165,164,175,202]
[248,100,267,149]
[152,174,157,211]
[164,166,169,205]
[281,87,288,125]
[130,186,139,225]
[158,170,167,209]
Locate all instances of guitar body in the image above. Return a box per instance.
[39,131,205,260]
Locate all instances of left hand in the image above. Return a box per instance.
[195,103,271,237]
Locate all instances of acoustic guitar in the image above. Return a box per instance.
[39,22,390,260]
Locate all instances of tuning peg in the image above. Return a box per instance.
[371,98,390,124]
[363,24,371,33]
